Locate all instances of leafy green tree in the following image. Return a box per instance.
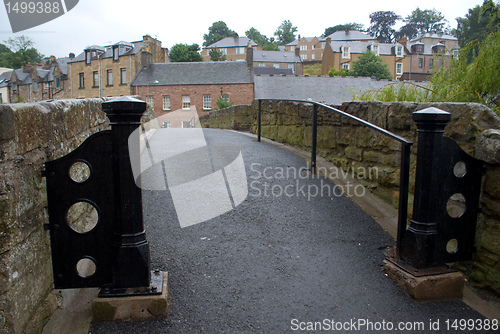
[245,27,279,50]
[209,47,226,61]
[454,0,500,48]
[274,20,298,45]
[169,43,203,62]
[203,21,236,47]
[368,11,401,43]
[404,8,448,37]
[352,51,392,80]
[327,68,353,77]
[215,95,233,109]
[0,36,43,68]
[323,23,364,37]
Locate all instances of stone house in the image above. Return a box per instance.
[0,68,12,103]
[321,38,408,80]
[201,33,261,62]
[8,57,70,103]
[131,61,254,126]
[253,50,303,75]
[409,32,459,57]
[69,35,168,99]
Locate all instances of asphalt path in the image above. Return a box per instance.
[91,129,490,333]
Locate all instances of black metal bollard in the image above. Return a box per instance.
[399,107,451,269]
[102,96,151,289]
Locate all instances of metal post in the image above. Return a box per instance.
[399,107,451,269]
[258,99,262,142]
[102,96,151,288]
[311,104,318,174]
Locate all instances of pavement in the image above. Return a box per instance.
[55,128,497,333]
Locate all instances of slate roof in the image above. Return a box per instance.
[253,51,301,63]
[205,36,257,48]
[253,67,294,76]
[254,75,392,106]
[69,41,146,63]
[324,30,376,42]
[56,57,70,75]
[328,41,404,55]
[407,42,451,55]
[131,61,254,86]
[410,33,458,42]
[0,71,12,88]
[13,69,31,85]
[286,37,317,46]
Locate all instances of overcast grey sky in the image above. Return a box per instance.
[0,0,484,59]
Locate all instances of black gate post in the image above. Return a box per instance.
[399,107,451,269]
[102,96,151,289]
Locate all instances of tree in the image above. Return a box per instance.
[454,0,500,48]
[327,68,353,77]
[169,44,203,62]
[352,51,392,80]
[403,8,449,38]
[245,27,279,51]
[203,21,236,47]
[368,11,401,43]
[274,20,298,45]
[0,35,43,68]
[209,47,226,61]
[323,23,364,37]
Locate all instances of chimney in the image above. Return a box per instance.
[50,55,56,62]
[398,37,407,47]
[233,33,239,42]
[246,41,254,73]
[345,28,350,34]
[69,52,75,59]
[295,47,300,57]
[141,51,152,68]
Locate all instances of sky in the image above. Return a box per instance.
[0,0,484,59]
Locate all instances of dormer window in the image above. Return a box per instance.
[341,46,350,59]
[370,44,379,56]
[85,50,91,65]
[396,46,403,57]
[113,46,119,61]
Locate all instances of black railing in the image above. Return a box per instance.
[257,99,413,255]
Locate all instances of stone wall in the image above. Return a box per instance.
[0,99,110,334]
[200,100,500,295]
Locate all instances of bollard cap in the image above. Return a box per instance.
[412,107,451,123]
[102,96,146,113]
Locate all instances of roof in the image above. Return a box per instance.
[253,51,301,63]
[56,57,70,75]
[13,69,31,85]
[407,42,451,55]
[324,30,376,42]
[253,67,294,76]
[0,71,12,88]
[131,61,254,86]
[254,75,392,105]
[69,41,146,63]
[410,33,458,42]
[286,36,317,46]
[205,35,257,49]
[328,41,405,55]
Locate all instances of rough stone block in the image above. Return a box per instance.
[0,106,15,141]
[383,260,465,300]
[92,272,169,322]
[476,129,500,164]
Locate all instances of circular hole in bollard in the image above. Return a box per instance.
[66,201,99,233]
[446,239,459,254]
[69,161,91,183]
[453,161,467,178]
[76,258,96,278]
[446,193,466,218]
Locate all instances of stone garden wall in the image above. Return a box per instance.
[201,100,500,295]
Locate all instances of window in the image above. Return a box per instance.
[120,68,126,85]
[55,76,60,89]
[258,63,265,67]
[85,51,91,65]
[146,96,154,109]
[221,94,229,103]
[273,63,280,69]
[162,121,171,128]
[91,51,97,58]
[321,42,326,48]
[342,63,350,70]
[236,47,245,54]
[93,71,99,87]
[418,58,423,68]
[113,47,119,61]
[300,45,307,51]
[79,73,84,88]
[33,81,38,93]
[396,46,403,57]
[203,95,211,110]
[182,95,190,110]
[220,48,227,55]
[342,46,350,59]
[106,70,113,86]
[311,54,315,60]
[162,95,171,110]
[288,64,294,72]
[396,63,403,75]
[417,45,423,52]
[429,58,434,69]
[300,54,307,60]
[371,45,379,56]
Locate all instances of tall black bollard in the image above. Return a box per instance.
[102,96,151,289]
[399,107,451,269]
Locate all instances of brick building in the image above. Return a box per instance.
[131,61,254,126]
[253,50,303,75]
[201,33,261,62]
[69,35,168,98]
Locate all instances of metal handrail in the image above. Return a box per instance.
[257,99,413,255]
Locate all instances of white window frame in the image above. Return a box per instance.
[342,46,350,59]
[146,96,154,109]
[396,46,403,57]
[220,48,227,55]
[258,62,265,67]
[396,63,403,75]
[162,121,171,128]
[236,47,245,54]
[273,63,280,69]
[371,45,379,56]
[203,95,211,110]
[342,63,350,70]
[221,94,229,103]
[300,45,307,51]
[300,54,307,60]
[162,95,171,110]
[182,95,191,110]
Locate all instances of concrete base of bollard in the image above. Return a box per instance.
[383,260,465,301]
[92,272,169,321]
